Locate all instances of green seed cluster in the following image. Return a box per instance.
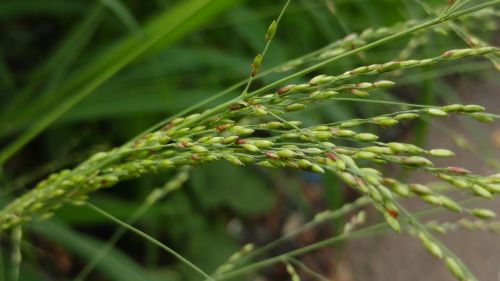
[1,46,499,232]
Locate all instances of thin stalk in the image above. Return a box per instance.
[174,0,500,131]
[86,203,214,281]
[74,167,190,281]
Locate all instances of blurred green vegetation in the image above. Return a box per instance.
[0,0,497,280]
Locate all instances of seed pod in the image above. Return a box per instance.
[252,107,267,116]
[384,212,401,233]
[462,104,485,112]
[158,160,174,169]
[421,195,442,206]
[224,155,244,166]
[311,131,333,140]
[223,136,239,144]
[305,147,323,154]
[241,144,260,152]
[376,118,399,127]
[356,82,373,89]
[354,151,377,160]
[409,184,433,195]
[469,113,494,123]
[311,164,325,174]
[333,129,356,137]
[261,121,282,129]
[265,20,277,41]
[277,149,296,158]
[450,178,470,189]
[486,183,500,193]
[291,84,310,92]
[442,104,464,112]
[354,133,379,142]
[309,74,327,85]
[207,137,224,144]
[277,84,295,94]
[445,257,465,280]
[365,146,392,154]
[419,232,443,258]
[258,160,276,168]
[401,156,433,167]
[426,108,448,117]
[387,142,407,153]
[248,140,273,148]
[230,126,255,135]
[339,120,363,128]
[251,54,262,75]
[429,149,455,157]
[378,61,401,72]
[471,184,493,199]
[171,117,184,125]
[374,80,396,88]
[440,196,462,212]
[349,66,369,75]
[191,145,208,153]
[339,172,357,186]
[392,183,411,197]
[471,208,496,219]
[297,159,312,169]
[394,113,419,120]
[285,103,306,112]
[350,89,369,97]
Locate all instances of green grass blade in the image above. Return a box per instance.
[0,0,242,165]
[32,220,161,281]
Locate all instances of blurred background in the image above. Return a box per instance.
[0,0,499,280]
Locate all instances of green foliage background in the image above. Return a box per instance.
[0,0,497,280]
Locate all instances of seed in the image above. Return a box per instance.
[230,126,255,135]
[248,140,273,148]
[333,129,356,137]
[277,149,296,158]
[354,133,379,142]
[265,20,277,41]
[440,197,462,212]
[311,131,333,140]
[354,151,377,159]
[442,104,464,112]
[471,184,493,199]
[462,104,485,112]
[286,103,306,112]
[387,142,407,152]
[471,208,496,219]
[373,80,396,88]
[384,212,401,233]
[394,113,419,120]
[426,108,448,117]
[350,89,369,97]
[445,257,464,280]
[309,74,327,85]
[429,149,455,157]
[409,184,433,195]
[191,145,208,153]
[241,144,260,152]
[419,232,443,258]
[339,120,362,128]
[310,164,325,174]
[469,113,494,123]
[402,156,433,167]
